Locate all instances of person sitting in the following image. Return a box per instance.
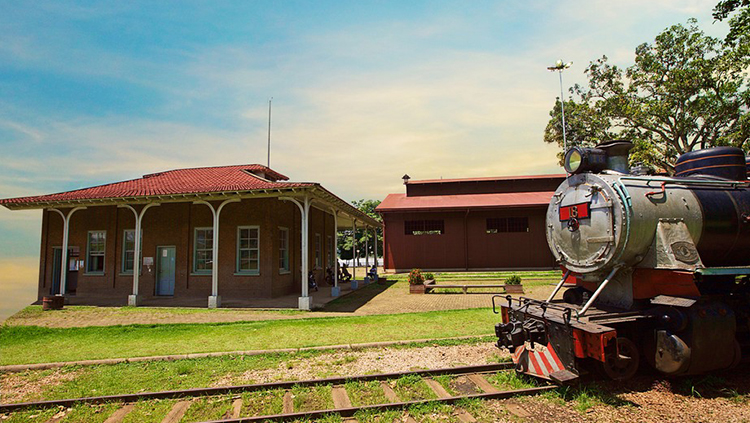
[308,270,318,292]
[367,265,378,282]
[325,266,334,286]
[339,262,352,282]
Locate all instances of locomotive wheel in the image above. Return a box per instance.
[599,337,640,380]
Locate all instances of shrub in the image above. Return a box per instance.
[505,274,522,285]
[423,272,435,281]
[408,269,425,285]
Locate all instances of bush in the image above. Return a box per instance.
[408,269,425,285]
[505,274,522,285]
[423,272,435,281]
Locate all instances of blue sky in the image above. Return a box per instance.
[0,0,726,319]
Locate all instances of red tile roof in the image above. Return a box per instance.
[376,191,555,212]
[0,164,312,208]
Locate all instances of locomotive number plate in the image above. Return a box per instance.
[559,202,590,221]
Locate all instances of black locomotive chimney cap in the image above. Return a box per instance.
[595,140,634,154]
[595,140,633,174]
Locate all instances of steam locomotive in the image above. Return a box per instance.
[494,141,750,382]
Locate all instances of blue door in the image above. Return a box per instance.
[156,246,176,296]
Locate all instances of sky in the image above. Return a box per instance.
[0,0,728,321]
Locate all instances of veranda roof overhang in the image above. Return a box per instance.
[1,185,381,229]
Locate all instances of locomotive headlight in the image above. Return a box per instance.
[563,146,607,174]
[565,148,583,173]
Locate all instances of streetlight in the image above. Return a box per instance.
[547,60,572,152]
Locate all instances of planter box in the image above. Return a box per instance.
[42,296,64,311]
[505,284,524,294]
[409,284,425,294]
[409,279,435,294]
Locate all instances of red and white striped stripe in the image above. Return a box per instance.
[520,343,566,379]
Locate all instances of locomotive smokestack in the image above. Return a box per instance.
[596,140,633,174]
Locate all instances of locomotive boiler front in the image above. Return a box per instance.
[547,145,750,278]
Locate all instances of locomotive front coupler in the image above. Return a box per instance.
[493,295,567,352]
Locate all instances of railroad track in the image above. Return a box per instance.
[1,363,556,422]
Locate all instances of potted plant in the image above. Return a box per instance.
[504,274,524,294]
[408,268,426,294]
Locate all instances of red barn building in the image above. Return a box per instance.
[0,164,380,310]
[376,174,565,272]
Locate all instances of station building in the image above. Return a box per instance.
[376,174,565,272]
[0,164,380,310]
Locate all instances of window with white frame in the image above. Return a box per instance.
[122,229,142,274]
[193,227,213,273]
[237,226,260,274]
[86,230,106,273]
[327,235,334,268]
[315,233,322,268]
[279,227,290,273]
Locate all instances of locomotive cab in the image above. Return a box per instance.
[494,142,750,382]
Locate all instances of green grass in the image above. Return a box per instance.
[392,374,437,401]
[0,308,497,365]
[291,384,334,411]
[345,380,389,406]
[352,408,402,423]
[180,395,233,421]
[485,371,538,391]
[241,389,285,416]
[121,399,177,423]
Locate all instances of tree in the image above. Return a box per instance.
[337,199,382,265]
[544,19,750,173]
[713,0,750,45]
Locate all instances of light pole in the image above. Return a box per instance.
[547,60,572,152]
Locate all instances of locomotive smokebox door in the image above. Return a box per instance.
[547,174,618,275]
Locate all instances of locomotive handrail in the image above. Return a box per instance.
[491,295,503,314]
[618,175,750,189]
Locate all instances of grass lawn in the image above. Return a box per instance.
[0,308,498,365]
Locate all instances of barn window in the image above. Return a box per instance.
[486,217,529,233]
[405,220,444,235]
[86,230,106,274]
[193,227,213,273]
[237,226,260,274]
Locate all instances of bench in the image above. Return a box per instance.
[424,284,506,294]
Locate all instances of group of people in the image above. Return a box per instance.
[307,262,378,291]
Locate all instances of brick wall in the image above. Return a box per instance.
[38,198,336,306]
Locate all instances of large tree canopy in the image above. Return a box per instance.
[714,0,750,45]
[544,19,750,173]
